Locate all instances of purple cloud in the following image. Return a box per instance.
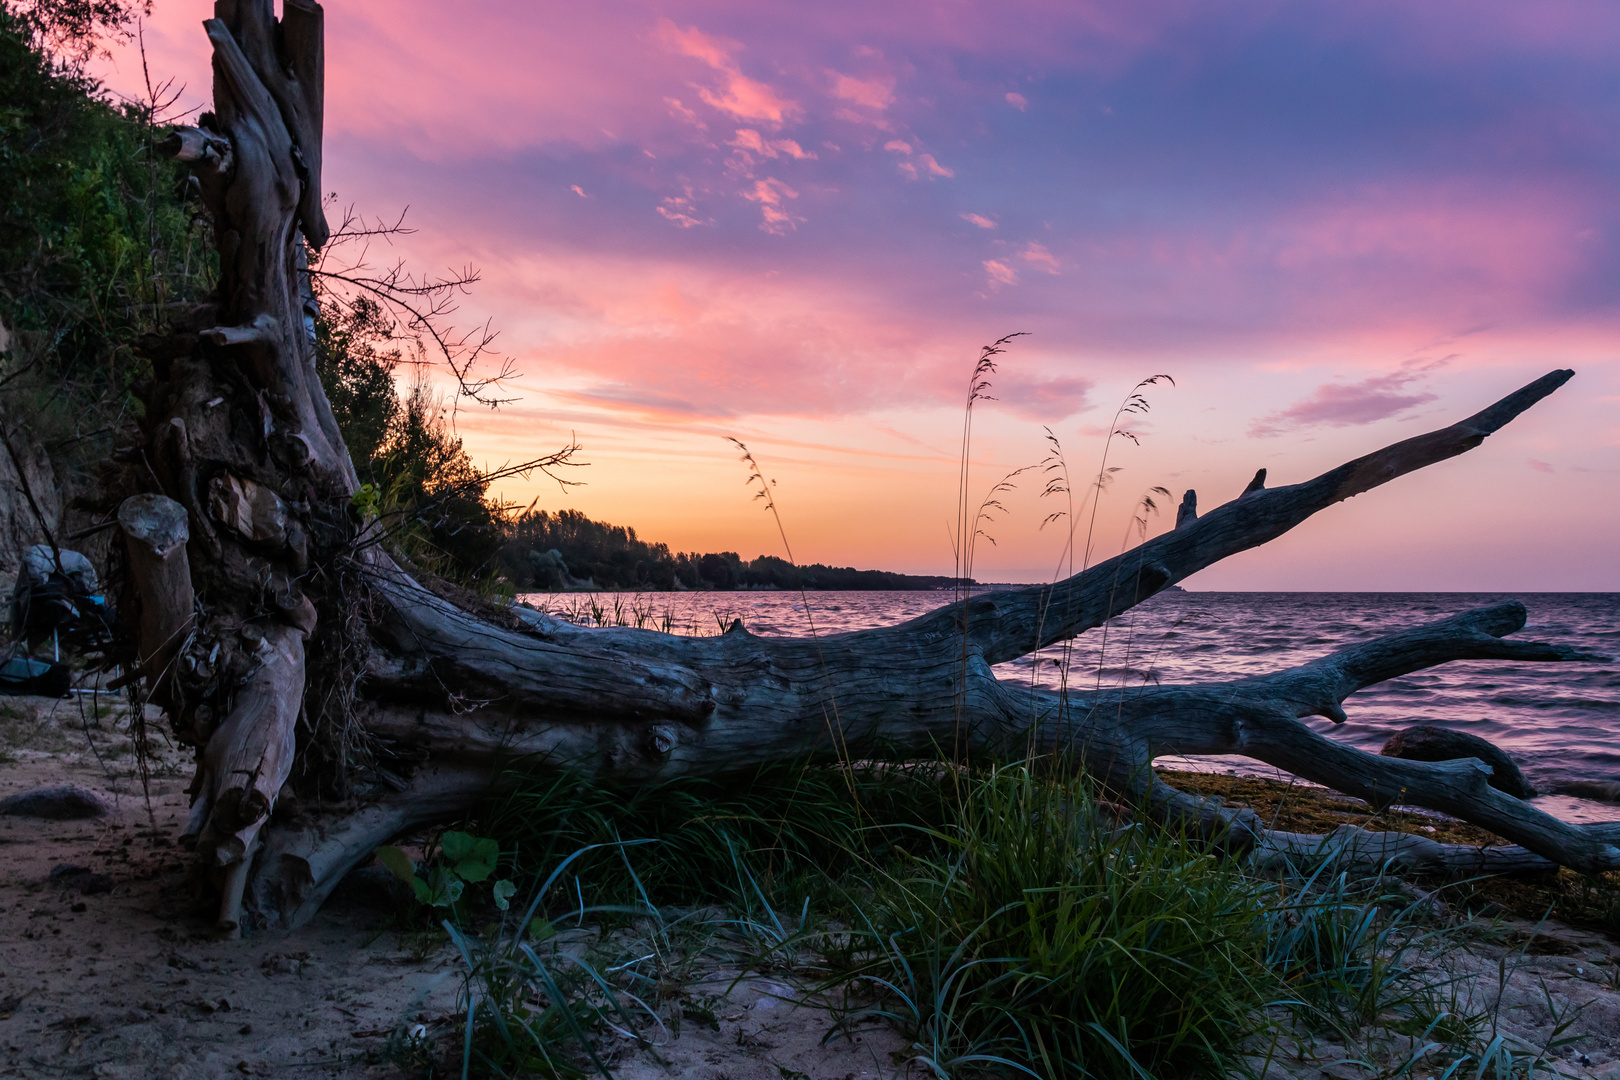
[1249,366,1442,437]
[557,383,741,418]
[992,373,1095,421]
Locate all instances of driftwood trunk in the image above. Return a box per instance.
[117,0,1614,932]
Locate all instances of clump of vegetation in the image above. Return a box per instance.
[482,756,960,912]
[0,0,212,496]
[838,764,1274,1078]
[0,0,520,590]
[377,829,517,913]
[432,758,1593,1080]
[0,2,511,587]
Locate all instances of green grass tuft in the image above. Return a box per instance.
[833,764,1273,1079]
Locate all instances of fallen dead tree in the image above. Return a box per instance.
[108,0,1612,932]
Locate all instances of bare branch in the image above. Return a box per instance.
[305,205,518,408]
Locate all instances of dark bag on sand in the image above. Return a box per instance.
[0,656,72,698]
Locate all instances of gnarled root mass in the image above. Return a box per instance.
[109,0,1609,931]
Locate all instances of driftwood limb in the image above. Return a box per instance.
[1381,725,1538,799]
[946,368,1575,664]
[1030,602,1619,873]
[157,125,231,166]
[187,620,304,934]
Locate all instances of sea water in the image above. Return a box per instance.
[519,589,1620,823]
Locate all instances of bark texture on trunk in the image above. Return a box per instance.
[124,1,1609,932]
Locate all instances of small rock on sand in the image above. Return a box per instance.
[0,783,116,819]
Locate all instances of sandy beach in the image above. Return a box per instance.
[3,692,1618,1079]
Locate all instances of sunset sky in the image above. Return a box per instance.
[96,0,1620,589]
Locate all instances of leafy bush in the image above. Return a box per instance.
[0,3,213,463]
[376,830,516,913]
[445,843,663,1079]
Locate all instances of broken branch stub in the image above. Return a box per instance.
[117,493,194,696]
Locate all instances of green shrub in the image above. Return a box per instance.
[1,3,214,461]
[376,829,516,912]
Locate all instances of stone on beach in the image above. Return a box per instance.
[0,784,116,820]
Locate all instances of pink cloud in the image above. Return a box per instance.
[1020,242,1061,273]
[664,97,703,126]
[1249,362,1446,437]
[554,383,740,418]
[827,70,896,110]
[729,129,815,160]
[983,259,1019,287]
[961,213,998,229]
[991,373,1094,420]
[742,178,803,233]
[657,190,708,228]
[897,152,953,180]
[433,239,1022,426]
[658,20,734,69]
[698,78,799,125]
[659,19,801,126]
[1529,459,1555,473]
[1006,91,1028,110]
